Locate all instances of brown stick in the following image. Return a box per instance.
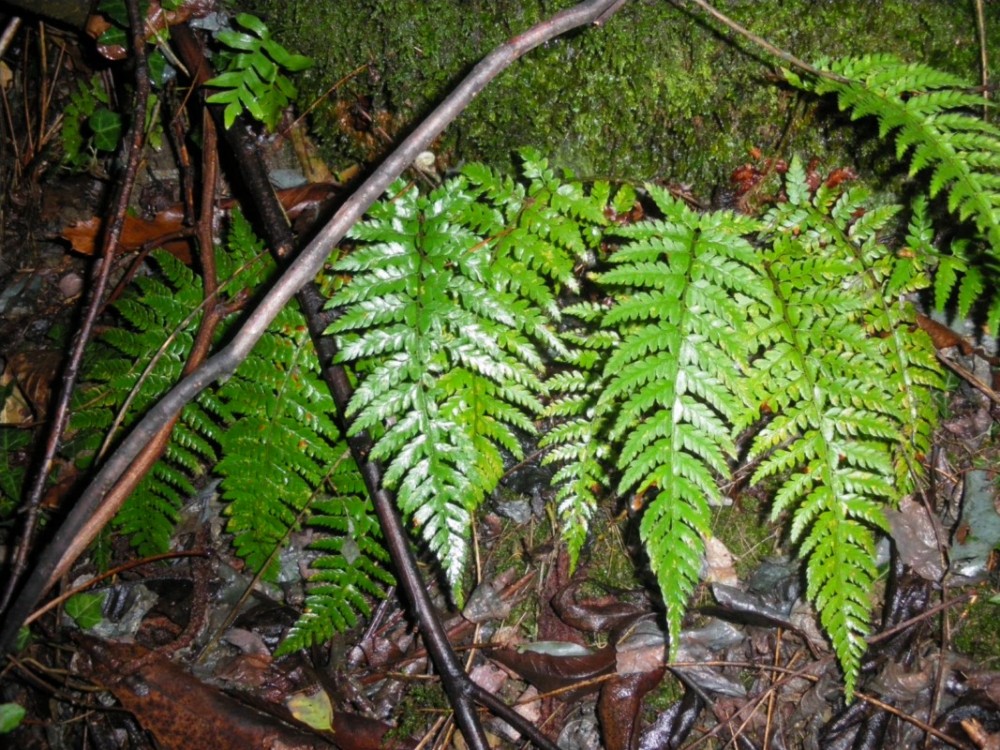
[0,0,151,612]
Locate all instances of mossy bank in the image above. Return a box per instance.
[239,0,995,189]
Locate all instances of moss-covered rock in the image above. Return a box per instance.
[241,0,996,191]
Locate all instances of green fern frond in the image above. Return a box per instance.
[786,55,1000,329]
[71,211,390,646]
[215,312,342,576]
[278,468,393,653]
[462,148,608,327]
[594,186,767,651]
[750,157,942,698]
[327,177,560,600]
[71,249,219,556]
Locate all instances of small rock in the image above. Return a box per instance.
[59,272,84,298]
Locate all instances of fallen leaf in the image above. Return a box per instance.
[287,688,333,732]
[598,669,665,750]
[62,183,341,258]
[490,644,616,699]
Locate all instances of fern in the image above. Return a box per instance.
[786,55,1000,330]
[326,151,607,600]
[278,459,393,653]
[205,13,313,131]
[748,158,942,697]
[61,53,995,693]
[72,211,391,648]
[71,250,219,554]
[539,300,617,568]
[588,187,767,653]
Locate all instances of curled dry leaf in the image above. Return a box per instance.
[489,644,616,700]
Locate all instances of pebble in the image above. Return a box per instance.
[59,272,84,298]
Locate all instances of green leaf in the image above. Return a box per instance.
[204,13,311,132]
[286,689,333,731]
[97,25,127,50]
[328,170,591,601]
[89,108,122,152]
[65,591,107,630]
[592,186,766,652]
[748,156,942,699]
[0,703,26,734]
[234,12,270,38]
[215,30,260,52]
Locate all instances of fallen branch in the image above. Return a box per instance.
[0,0,151,612]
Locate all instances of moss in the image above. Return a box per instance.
[953,590,1000,669]
[386,681,449,740]
[711,494,779,581]
[239,0,994,192]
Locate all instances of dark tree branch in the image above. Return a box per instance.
[0,0,151,613]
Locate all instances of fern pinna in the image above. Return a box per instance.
[72,211,392,649]
[786,54,1000,331]
[325,151,607,600]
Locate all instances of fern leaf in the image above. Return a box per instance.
[541,301,618,567]
[788,55,1000,329]
[750,157,941,698]
[71,249,220,555]
[278,488,393,653]
[70,210,390,646]
[595,186,767,652]
[327,176,561,600]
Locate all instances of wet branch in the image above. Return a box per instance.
[0,0,151,613]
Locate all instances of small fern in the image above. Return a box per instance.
[205,13,313,131]
[278,459,393,653]
[786,55,1000,330]
[539,300,618,568]
[72,211,391,648]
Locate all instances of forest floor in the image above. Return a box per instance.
[2,8,1000,750]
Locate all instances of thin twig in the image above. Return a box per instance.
[24,550,208,625]
[936,352,1000,406]
[0,0,152,613]
[0,16,21,59]
[855,690,973,750]
[975,0,990,119]
[680,0,850,84]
